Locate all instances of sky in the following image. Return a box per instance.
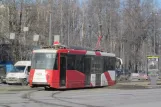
[79,0,161,8]
[156,0,161,8]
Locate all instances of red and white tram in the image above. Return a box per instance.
[29,44,117,89]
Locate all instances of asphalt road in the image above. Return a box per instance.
[0,85,161,107]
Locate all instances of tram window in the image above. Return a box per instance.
[67,54,75,70]
[84,56,91,74]
[110,57,116,70]
[91,56,95,73]
[91,56,103,73]
[104,57,107,71]
[75,55,84,73]
[104,57,116,71]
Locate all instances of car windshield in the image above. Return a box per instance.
[31,53,58,70]
[12,66,26,72]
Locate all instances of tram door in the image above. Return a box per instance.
[84,57,91,86]
[60,54,67,87]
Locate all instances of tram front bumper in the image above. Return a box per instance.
[32,82,49,87]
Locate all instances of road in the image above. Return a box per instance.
[0,85,161,107]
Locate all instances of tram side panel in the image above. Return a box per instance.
[65,54,85,88]
[49,70,60,88]
[103,71,115,86]
[66,70,85,88]
[29,49,116,89]
[101,56,116,86]
[103,56,116,86]
[65,53,116,88]
[90,56,116,87]
[90,55,102,87]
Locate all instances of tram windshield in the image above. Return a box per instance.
[31,53,58,70]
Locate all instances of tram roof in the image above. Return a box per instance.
[33,45,115,57]
[33,49,115,57]
[33,49,57,53]
[68,46,93,51]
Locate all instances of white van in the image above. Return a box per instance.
[6,61,31,85]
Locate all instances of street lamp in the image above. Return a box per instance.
[49,11,52,46]
[153,12,158,55]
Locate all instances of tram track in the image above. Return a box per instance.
[22,89,71,107]
[0,105,10,107]
[22,87,161,107]
[22,88,105,107]
[51,91,104,107]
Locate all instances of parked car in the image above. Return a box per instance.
[138,70,148,80]
[6,61,31,86]
[130,70,148,81]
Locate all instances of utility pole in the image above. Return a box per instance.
[49,12,52,46]
[60,0,63,40]
[67,0,70,46]
[20,0,24,60]
[48,0,53,46]
[81,2,85,47]
[89,25,91,47]
[109,0,112,52]
[154,12,156,54]
[153,0,157,55]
